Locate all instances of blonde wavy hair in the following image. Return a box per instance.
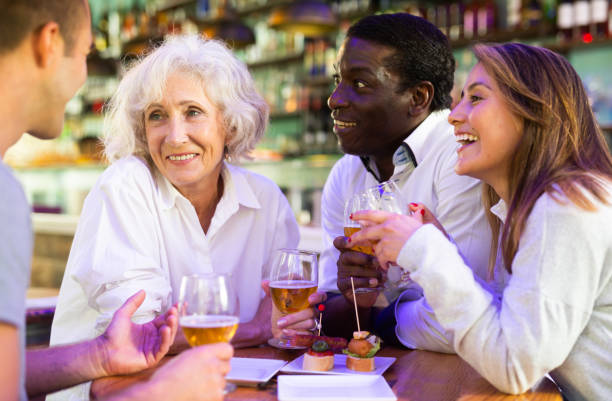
[103,34,269,163]
[473,43,612,275]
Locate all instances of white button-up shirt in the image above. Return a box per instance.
[319,110,491,351]
[49,156,299,400]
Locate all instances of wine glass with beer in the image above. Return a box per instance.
[178,273,239,392]
[268,249,318,349]
[344,181,407,299]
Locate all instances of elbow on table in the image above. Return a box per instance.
[486,369,544,395]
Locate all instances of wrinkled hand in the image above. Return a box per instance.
[264,278,326,337]
[231,285,272,348]
[350,209,424,270]
[98,290,178,377]
[149,343,233,401]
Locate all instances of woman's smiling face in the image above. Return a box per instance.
[144,72,226,193]
[448,63,524,188]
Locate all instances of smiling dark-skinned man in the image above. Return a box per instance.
[312,13,491,352]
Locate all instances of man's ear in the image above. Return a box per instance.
[408,81,434,116]
[32,21,63,68]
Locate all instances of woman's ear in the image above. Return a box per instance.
[408,81,434,116]
[31,21,63,68]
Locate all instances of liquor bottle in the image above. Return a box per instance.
[591,0,609,37]
[477,0,496,37]
[505,0,522,30]
[574,0,591,39]
[522,0,544,28]
[557,0,575,41]
[436,3,449,36]
[448,2,464,40]
[463,0,477,39]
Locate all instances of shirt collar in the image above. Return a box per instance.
[404,109,450,166]
[155,162,261,211]
[360,109,451,181]
[490,199,507,221]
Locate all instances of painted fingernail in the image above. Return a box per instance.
[277,318,286,326]
[347,237,352,243]
[410,203,418,207]
[420,209,425,216]
[349,213,353,220]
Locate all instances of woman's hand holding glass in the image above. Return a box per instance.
[178,273,239,393]
[349,207,426,270]
[267,249,325,348]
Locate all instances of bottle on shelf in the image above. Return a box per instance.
[591,0,609,38]
[476,0,496,37]
[574,0,592,40]
[522,0,544,29]
[448,2,464,41]
[557,0,575,42]
[463,0,477,39]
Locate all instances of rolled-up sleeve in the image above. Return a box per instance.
[69,176,172,333]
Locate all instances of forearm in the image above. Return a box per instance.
[26,337,106,397]
[321,293,373,338]
[99,380,165,401]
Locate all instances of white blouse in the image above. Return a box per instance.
[50,155,298,346]
[396,185,612,400]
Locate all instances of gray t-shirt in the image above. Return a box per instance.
[0,160,32,401]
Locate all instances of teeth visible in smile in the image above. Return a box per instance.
[168,153,196,161]
[456,134,479,145]
[334,120,356,127]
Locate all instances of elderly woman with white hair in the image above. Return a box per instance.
[49,34,321,400]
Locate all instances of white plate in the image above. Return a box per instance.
[278,375,397,401]
[280,354,395,376]
[226,357,287,386]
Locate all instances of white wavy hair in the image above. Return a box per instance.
[103,34,269,163]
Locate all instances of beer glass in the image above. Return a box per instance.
[344,180,407,297]
[179,273,239,393]
[344,192,376,255]
[268,249,318,348]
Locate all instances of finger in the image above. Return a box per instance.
[333,235,351,251]
[337,262,380,278]
[154,325,172,362]
[116,290,146,319]
[261,280,271,297]
[338,276,378,292]
[351,209,396,225]
[308,291,326,305]
[276,307,314,328]
[282,328,312,337]
[204,342,234,360]
[338,250,376,268]
[283,317,316,331]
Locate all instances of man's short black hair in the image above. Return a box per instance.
[347,13,455,111]
[0,0,88,55]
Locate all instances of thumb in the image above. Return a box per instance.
[261,280,271,297]
[414,206,425,223]
[117,290,146,319]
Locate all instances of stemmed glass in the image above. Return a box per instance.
[268,249,318,349]
[179,273,239,393]
[345,180,411,294]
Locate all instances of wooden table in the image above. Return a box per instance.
[91,346,562,400]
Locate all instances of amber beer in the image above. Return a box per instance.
[180,314,239,346]
[344,226,374,255]
[269,280,317,314]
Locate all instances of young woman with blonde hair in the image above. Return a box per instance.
[349,43,612,400]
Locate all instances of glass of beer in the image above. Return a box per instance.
[344,192,376,256]
[178,273,239,393]
[268,249,318,349]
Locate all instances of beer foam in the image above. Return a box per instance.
[180,314,239,328]
[269,280,317,289]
